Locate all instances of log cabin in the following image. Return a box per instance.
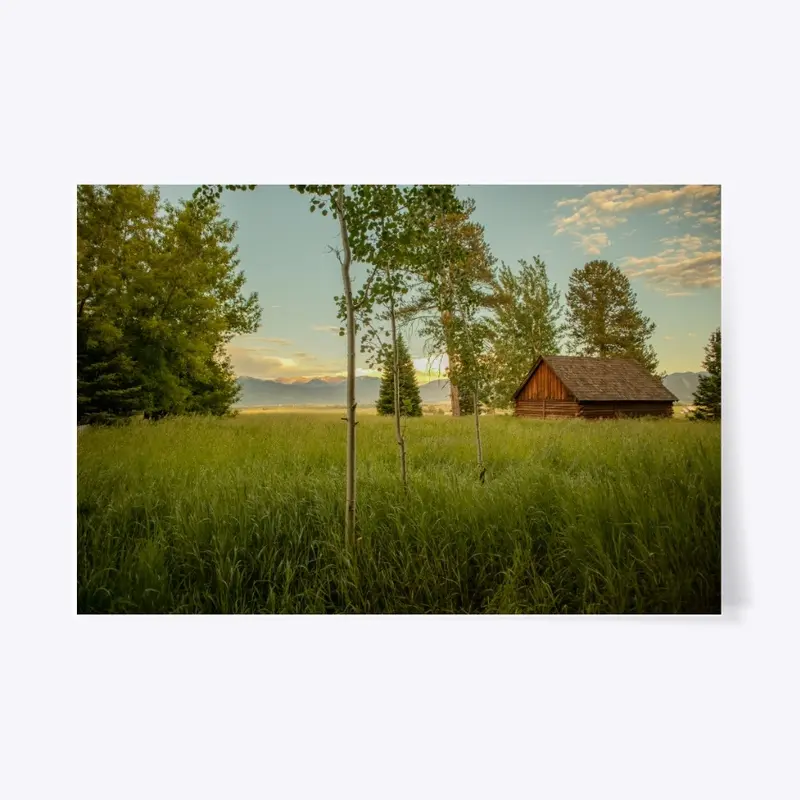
[513,356,678,419]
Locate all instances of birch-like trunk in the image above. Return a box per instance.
[449,364,461,417]
[387,282,408,490]
[336,188,357,548]
[473,383,485,483]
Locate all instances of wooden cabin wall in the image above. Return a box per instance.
[518,361,572,401]
[515,399,673,419]
[579,402,673,419]
[515,399,580,418]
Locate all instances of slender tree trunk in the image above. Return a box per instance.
[387,281,408,490]
[336,188,356,548]
[473,382,485,483]
[450,371,461,416]
[444,331,460,417]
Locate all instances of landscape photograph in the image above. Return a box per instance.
[77,183,722,614]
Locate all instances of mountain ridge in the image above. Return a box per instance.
[236,372,706,407]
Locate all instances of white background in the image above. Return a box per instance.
[2,0,799,797]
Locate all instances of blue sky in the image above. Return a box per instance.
[156,185,721,378]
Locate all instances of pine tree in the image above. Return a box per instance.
[691,327,721,420]
[376,335,422,417]
[565,260,659,374]
[77,185,261,425]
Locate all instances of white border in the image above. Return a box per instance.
[4,1,799,798]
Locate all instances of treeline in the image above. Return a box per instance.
[77,185,260,424]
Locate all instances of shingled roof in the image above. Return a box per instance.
[513,356,679,402]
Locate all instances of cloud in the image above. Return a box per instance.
[312,324,341,334]
[665,291,694,297]
[270,305,282,309]
[657,208,673,215]
[227,347,298,377]
[245,336,293,346]
[623,249,721,289]
[663,335,674,340]
[554,185,720,236]
[229,345,343,379]
[660,234,704,251]
[575,231,611,255]
[621,231,720,289]
[687,332,696,337]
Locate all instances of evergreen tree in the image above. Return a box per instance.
[77,185,261,424]
[565,259,659,374]
[376,335,422,417]
[691,327,721,420]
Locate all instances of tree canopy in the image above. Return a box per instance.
[77,185,261,424]
[565,259,659,374]
[691,327,721,420]
[376,335,422,417]
[487,256,564,407]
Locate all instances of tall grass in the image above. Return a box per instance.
[77,414,720,613]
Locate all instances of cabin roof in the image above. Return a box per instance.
[513,356,679,402]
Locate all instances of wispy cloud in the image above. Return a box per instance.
[228,345,342,379]
[575,231,611,255]
[622,249,720,289]
[621,227,720,290]
[554,185,720,236]
[312,324,340,334]
[244,336,293,346]
[660,234,704,251]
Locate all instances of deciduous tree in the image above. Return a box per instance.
[488,256,564,408]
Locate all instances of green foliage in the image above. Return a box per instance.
[77,185,261,424]
[191,185,257,206]
[78,414,721,613]
[488,256,565,408]
[376,335,422,417]
[565,260,659,374]
[402,195,497,415]
[691,328,721,420]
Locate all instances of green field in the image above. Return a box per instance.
[77,414,721,613]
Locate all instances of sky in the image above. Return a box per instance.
[156,184,721,379]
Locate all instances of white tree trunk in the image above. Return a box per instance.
[336,188,356,548]
[388,284,408,489]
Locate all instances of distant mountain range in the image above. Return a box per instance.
[236,372,707,407]
[662,372,708,404]
[236,375,452,407]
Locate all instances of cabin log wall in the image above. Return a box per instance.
[515,399,580,419]
[578,402,673,419]
[518,361,572,401]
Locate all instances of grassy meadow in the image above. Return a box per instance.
[77,413,721,614]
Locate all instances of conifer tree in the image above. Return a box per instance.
[565,259,659,374]
[376,335,423,417]
[691,327,721,420]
